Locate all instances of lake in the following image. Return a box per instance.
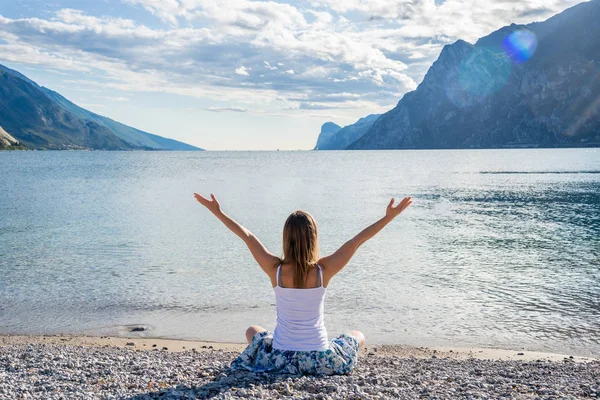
[0,149,598,357]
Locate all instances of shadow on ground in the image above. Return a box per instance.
[125,368,308,399]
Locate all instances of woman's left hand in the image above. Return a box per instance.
[194,193,221,214]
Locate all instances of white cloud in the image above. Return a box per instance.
[205,106,248,112]
[0,0,584,115]
[0,41,90,72]
[97,96,129,101]
[307,10,333,25]
[78,103,105,108]
[123,0,181,25]
[235,66,250,76]
[310,0,582,43]
[264,61,277,70]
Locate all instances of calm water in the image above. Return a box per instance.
[0,149,598,357]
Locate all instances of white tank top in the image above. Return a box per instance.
[272,264,329,351]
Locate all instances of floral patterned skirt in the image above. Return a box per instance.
[230,331,359,376]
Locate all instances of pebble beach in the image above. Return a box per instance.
[1,336,598,399]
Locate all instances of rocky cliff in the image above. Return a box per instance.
[0,125,23,149]
[349,0,600,149]
[313,122,342,150]
[314,114,380,150]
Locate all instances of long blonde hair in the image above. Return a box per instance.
[281,211,319,288]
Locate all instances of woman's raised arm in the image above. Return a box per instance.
[193,193,280,274]
[319,197,412,281]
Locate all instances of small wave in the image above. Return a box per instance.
[480,171,600,174]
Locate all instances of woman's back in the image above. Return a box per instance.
[275,262,326,289]
[272,263,329,351]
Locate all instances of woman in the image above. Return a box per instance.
[194,193,412,375]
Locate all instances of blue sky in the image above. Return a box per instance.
[0,0,582,150]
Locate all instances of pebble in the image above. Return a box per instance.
[0,343,597,399]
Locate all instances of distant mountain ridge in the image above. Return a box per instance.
[345,0,600,150]
[314,114,380,150]
[0,64,202,150]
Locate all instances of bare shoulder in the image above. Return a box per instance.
[317,256,334,283]
[267,262,280,286]
[317,255,329,268]
[318,253,338,269]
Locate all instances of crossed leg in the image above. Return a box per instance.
[245,325,266,343]
[347,330,366,348]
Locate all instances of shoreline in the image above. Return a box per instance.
[1,334,596,363]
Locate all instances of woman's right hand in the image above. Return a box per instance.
[386,196,412,219]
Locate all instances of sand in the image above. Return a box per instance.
[0,334,595,363]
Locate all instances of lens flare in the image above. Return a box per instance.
[502,30,537,63]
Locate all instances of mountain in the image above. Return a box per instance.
[0,64,203,150]
[349,0,600,150]
[0,67,132,150]
[313,114,380,150]
[42,89,200,150]
[313,122,341,150]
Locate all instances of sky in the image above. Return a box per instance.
[0,0,584,150]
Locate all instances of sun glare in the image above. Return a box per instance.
[502,29,538,63]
